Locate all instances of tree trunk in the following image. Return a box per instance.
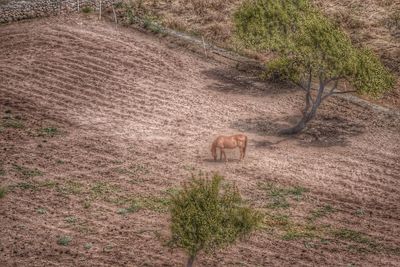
[186,255,196,267]
[280,76,325,135]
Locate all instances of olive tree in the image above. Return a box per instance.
[168,174,262,267]
[234,0,395,134]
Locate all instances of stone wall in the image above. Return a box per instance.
[0,0,116,23]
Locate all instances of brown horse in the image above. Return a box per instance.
[211,134,248,161]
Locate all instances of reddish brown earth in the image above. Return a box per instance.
[0,15,400,266]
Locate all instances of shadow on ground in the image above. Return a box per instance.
[232,114,366,148]
[202,67,297,96]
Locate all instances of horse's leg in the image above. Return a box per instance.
[220,148,223,161]
[223,149,227,162]
[239,147,243,161]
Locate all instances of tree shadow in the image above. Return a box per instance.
[231,116,298,136]
[231,114,366,148]
[201,67,297,96]
[297,115,366,147]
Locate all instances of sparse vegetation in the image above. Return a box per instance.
[57,180,83,196]
[0,186,7,199]
[258,182,308,209]
[81,6,92,14]
[84,243,93,250]
[37,126,58,137]
[308,205,335,221]
[36,207,47,214]
[57,235,72,246]
[1,115,24,129]
[143,16,164,34]
[65,216,78,224]
[333,228,376,246]
[13,164,43,178]
[168,174,262,267]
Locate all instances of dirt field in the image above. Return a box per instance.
[0,15,400,266]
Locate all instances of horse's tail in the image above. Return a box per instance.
[243,136,248,158]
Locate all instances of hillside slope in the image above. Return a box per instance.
[0,15,400,266]
[126,0,400,108]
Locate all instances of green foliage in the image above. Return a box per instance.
[1,115,24,129]
[143,16,163,34]
[0,186,7,199]
[234,0,395,97]
[81,6,92,13]
[308,205,335,221]
[353,48,396,97]
[13,164,43,177]
[57,236,72,246]
[168,174,262,261]
[37,127,58,137]
[84,243,93,250]
[333,228,374,245]
[258,182,308,209]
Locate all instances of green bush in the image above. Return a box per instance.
[168,174,262,267]
[81,6,92,14]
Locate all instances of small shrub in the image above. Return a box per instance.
[84,243,93,250]
[143,17,163,34]
[81,6,92,14]
[36,207,47,214]
[57,236,72,246]
[65,216,78,224]
[168,174,262,267]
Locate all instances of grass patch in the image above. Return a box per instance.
[90,181,119,201]
[0,186,7,199]
[37,180,59,189]
[143,16,164,34]
[308,205,335,221]
[56,180,83,196]
[258,182,308,209]
[282,227,317,241]
[11,182,37,190]
[1,115,24,129]
[117,199,143,215]
[65,216,78,224]
[57,236,72,246]
[37,127,58,137]
[13,164,43,178]
[115,164,149,177]
[333,228,376,246]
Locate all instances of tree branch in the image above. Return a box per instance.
[332,90,357,95]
